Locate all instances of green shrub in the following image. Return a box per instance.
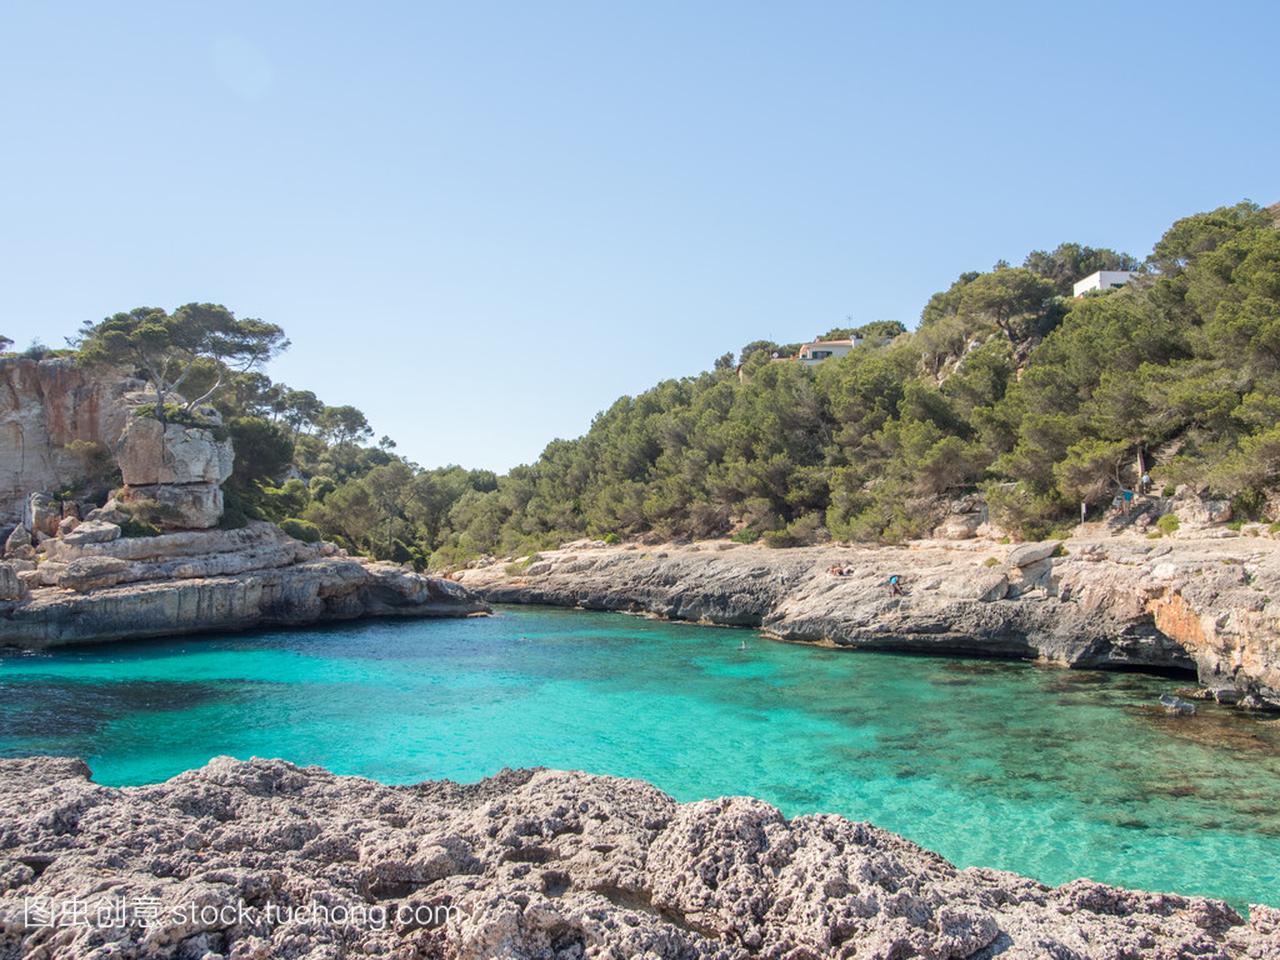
[1147,531,1162,539]
[982,556,1000,567]
[119,517,161,538]
[120,498,181,528]
[730,528,761,544]
[279,518,322,543]
[427,544,479,572]
[762,514,821,549]
[602,532,621,545]
[503,555,536,576]
[1156,514,1180,535]
[131,403,228,439]
[1232,488,1267,522]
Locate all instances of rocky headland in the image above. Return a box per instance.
[0,356,487,647]
[0,521,487,647]
[1,755,1275,960]
[458,533,1280,711]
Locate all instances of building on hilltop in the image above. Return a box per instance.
[794,336,860,365]
[1072,270,1137,297]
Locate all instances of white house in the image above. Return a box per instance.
[794,337,860,365]
[1073,270,1137,297]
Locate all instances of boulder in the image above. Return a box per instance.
[0,561,27,600]
[941,570,1009,602]
[117,483,223,530]
[933,513,983,540]
[23,492,61,538]
[1172,486,1233,528]
[58,556,132,593]
[60,518,122,545]
[4,523,34,560]
[116,416,234,486]
[1007,541,1059,568]
[84,498,131,525]
[1158,693,1196,716]
[56,515,80,536]
[32,560,67,586]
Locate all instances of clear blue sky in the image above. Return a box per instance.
[2,2,1275,471]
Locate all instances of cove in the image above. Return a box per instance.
[2,606,1278,908]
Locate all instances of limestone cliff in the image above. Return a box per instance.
[0,358,139,525]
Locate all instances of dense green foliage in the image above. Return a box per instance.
[69,200,1279,566]
[76,304,288,422]
[412,201,1278,556]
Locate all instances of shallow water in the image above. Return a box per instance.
[2,606,1278,907]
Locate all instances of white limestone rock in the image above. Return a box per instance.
[115,417,234,487]
[58,556,132,593]
[116,483,223,530]
[59,518,122,546]
[0,561,26,601]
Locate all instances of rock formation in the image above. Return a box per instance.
[0,357,141,527]
[459,535,1280,709]
[0,356,492,643]
[114,414,235,530]
[0,756,1273,959]
[0,521,488,647]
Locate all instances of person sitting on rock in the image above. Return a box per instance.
[888,574,903,596]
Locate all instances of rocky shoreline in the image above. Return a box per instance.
[457,535,1280,710]
[0,522,488,648]
[0,756,1275,960]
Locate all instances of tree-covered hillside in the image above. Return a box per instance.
[419,200,1279,561]
[46,199,1279,568]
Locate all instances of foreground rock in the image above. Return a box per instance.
[0,757,1272,960]
[459,536,1280,709]
[0,522,488,647]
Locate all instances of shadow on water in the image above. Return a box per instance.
[0,680,233,741]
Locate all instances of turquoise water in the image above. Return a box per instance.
[2,607,1278,908]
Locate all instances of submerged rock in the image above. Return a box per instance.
[1160,693,1197,715]
[0,756,1270,959]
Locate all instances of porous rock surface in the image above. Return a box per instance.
[459,536,1280,709]
[0,757,1273,960]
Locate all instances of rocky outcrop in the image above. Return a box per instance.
[115,416,234,487]
[0,357,141,526]
[114,415,234,530]
[459,536,1280,709]
[0,522,488,647]
[0,756,1272,959]
[0,562,25,602]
